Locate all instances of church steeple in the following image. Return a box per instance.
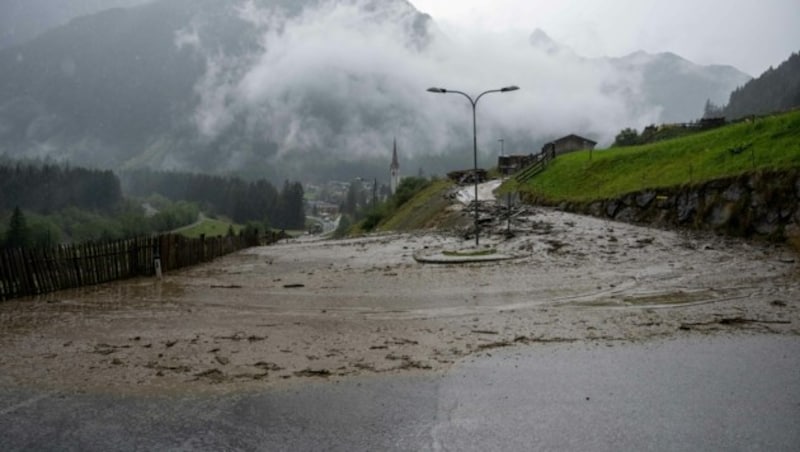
[391,138,399,170]
[390,137,400,194]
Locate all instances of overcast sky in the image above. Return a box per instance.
[409,0,800,76]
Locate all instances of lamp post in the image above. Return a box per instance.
[499,138,512,236]
[427,85,519,247]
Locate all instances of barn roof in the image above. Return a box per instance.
[553,134,597,145]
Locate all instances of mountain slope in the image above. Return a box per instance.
[720,51,800,120]
[0,3,752,182]
[0,0,434,177]
[0,0,153,49]
[608,50,751,123]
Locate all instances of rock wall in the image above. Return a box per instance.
[523,169,800,242]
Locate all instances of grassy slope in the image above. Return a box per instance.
[178,218,242,239]
[518,110,800,203]
[379,179,455,232]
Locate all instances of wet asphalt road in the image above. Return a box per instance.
[1,334,798,451]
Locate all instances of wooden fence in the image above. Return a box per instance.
[0,230,285,301]
[514,147,556,184]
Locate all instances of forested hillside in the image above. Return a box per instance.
[120,169,305,230]
[0,162,121,213]
[713,52,800,120]
[0,161,306,247]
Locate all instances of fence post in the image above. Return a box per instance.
[153,240,162,280]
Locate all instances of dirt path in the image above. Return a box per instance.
[0,208,797,395]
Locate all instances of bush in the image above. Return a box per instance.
[393,177,430,208]
[613,127,640,147]
[148,201,199,232]
[27,214,61,248]
[360,206,386,232]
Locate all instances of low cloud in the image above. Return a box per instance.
[181,0,661,166]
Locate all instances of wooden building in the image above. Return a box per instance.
[497,154,536,176]
[544,134,597,156]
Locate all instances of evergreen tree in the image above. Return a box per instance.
[703,99,723,118]
[4,206,31,249]
[277,181,305,229]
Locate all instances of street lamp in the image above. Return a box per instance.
[427,85,520,246]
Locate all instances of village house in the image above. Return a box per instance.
[308,200,339,218]
[543,134,597,156]
[495,133,597,177]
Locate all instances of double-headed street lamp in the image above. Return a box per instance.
[427,85,520,247]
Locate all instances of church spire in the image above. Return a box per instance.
[390,137,400,194]
[391,137,399,170]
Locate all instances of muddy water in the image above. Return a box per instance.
[0,208,797,394]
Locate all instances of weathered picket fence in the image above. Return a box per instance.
[0,231,284,301]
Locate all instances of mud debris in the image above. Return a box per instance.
[195,369,226,382]
[679,317,792,330]
[294,369,332,378]
[0,207,797,395]
[254,362,283,372]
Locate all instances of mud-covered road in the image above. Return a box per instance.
[0,208,798,395]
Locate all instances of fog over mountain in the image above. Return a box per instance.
[0,0,751,182]
[0,0,153,49]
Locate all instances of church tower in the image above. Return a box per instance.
[390,137,400,194]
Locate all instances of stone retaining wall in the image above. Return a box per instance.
[523,169,800,242]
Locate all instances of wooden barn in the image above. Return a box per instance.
[543,134,597,156]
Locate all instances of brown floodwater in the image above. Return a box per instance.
[0,208,797,395]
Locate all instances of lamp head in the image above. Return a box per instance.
[427,87,447,93]
[500,85,520,92]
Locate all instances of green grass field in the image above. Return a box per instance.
[515,110,800,203]
[177,218,242,239]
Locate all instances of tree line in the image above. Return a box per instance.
[714,51,800,120]
[120,169,305,230]
[1,161,305,249]
[0,162,122,214]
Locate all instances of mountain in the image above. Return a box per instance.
[528,28,571,56]
[0,0,435,180]
[607,50,751,123]
[718,51,800,120]
[524,33,752,125]
[0,0,153,50]
[0,2,753,182]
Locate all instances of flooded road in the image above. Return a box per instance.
[1,335,798,451]
[1,207,799,450]
[0,207,797,395]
